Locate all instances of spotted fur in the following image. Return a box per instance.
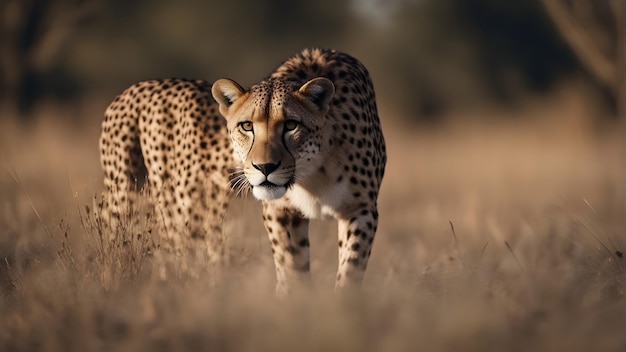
[99,48,386,294]
[99,79,231,262]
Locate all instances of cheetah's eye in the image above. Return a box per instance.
[284,120,299,132]
[239,121,253,132]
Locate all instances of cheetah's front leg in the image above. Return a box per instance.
[336,206,378,289]
[262,201,311,296]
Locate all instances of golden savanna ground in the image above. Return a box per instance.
[0,86,624,351]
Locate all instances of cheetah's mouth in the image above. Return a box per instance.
[251,179,294,201]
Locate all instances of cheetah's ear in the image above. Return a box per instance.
[297,77,335,114]
[212,79,246,117]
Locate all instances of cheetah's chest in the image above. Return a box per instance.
[286,179,348,220]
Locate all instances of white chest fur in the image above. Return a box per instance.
[287,179,348,220]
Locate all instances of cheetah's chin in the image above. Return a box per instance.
[252,183,287,201]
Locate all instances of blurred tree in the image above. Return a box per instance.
[454,0,576,100]
[363,0,577,122]
[0,0,100,117]
[61,0,353,95]
[0,0,610,123]
[540,0,624,115]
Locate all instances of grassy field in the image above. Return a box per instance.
[0,89,624,351]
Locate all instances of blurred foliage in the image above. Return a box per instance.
[540,0,624,116]
[0,0,618,121]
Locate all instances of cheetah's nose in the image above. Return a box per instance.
[252,161,281,176]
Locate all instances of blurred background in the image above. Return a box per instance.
[0,0,623,124]
[0,3,624,350]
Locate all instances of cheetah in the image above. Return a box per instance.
[99,78,232,263]
[100,48,386,294]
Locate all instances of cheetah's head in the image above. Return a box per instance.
[212,77,335,201]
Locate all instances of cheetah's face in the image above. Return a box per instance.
[212,77,335,201]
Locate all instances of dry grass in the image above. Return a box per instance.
[0,90,624,351]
